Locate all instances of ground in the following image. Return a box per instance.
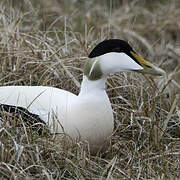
[0,0,179,179]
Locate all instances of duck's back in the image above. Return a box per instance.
[0,86,77,125]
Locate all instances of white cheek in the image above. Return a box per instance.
[99,52,143,74]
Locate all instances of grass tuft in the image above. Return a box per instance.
[0,0,179,179]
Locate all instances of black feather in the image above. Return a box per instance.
[0,104,46,135]
[88,39,134,58]
[88,39,141,66]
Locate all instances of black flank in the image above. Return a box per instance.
[0,104,46,135]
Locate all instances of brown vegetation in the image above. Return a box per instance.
[0,0,179,179]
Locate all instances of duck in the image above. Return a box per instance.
[0,39,165,153]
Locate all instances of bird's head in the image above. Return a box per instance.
[84,39,165,80]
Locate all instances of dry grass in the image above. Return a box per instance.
[0,0,180,179]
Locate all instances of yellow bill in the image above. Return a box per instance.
[131,51,165,76]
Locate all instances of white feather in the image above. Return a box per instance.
[0,81,113,152]
[0,51,147,153]
[100,52,143,74]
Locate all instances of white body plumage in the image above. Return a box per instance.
[0,39,165,153]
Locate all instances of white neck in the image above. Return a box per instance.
[79,75,107,96]
[79,52,144,96]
